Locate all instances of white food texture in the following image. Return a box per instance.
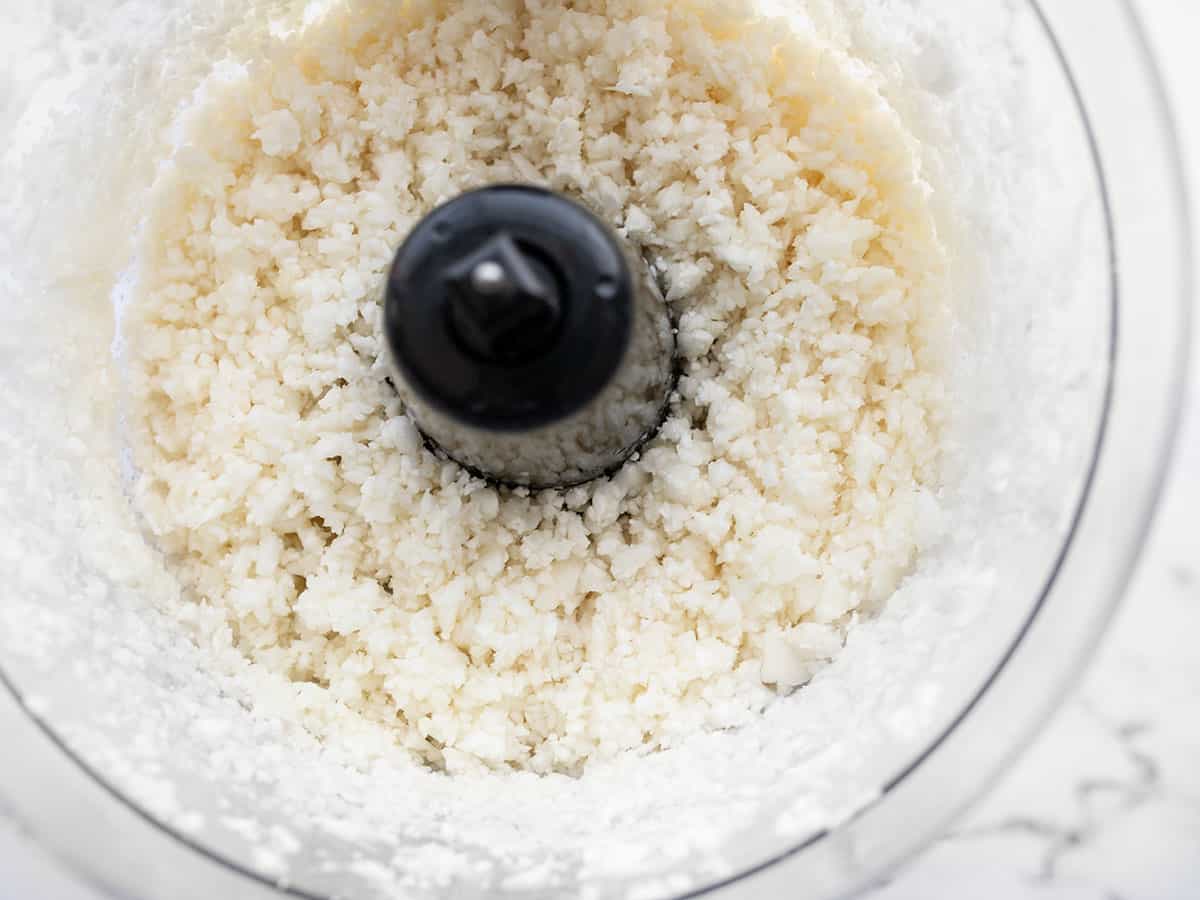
[126,0,951,775]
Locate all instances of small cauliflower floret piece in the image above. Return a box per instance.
[760,622,845,689]
[294,572,389,635]
[253,109,302,158]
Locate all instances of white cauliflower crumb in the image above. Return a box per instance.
[253,109,302,158]
[126,0,950,775]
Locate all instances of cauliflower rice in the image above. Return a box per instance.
[126,0,950,775]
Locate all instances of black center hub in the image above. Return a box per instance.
[384,185,675,488]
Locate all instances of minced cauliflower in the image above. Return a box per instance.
[126,0,950,775]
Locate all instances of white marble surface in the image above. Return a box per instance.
[1,2,1196,898]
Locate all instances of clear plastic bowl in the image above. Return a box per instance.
[0,1,1190,899]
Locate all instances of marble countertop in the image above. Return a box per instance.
[2,1,1196,898]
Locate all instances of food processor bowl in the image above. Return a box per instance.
[0,1,1189,899]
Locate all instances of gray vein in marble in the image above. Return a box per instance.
[947,705,1162,884]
